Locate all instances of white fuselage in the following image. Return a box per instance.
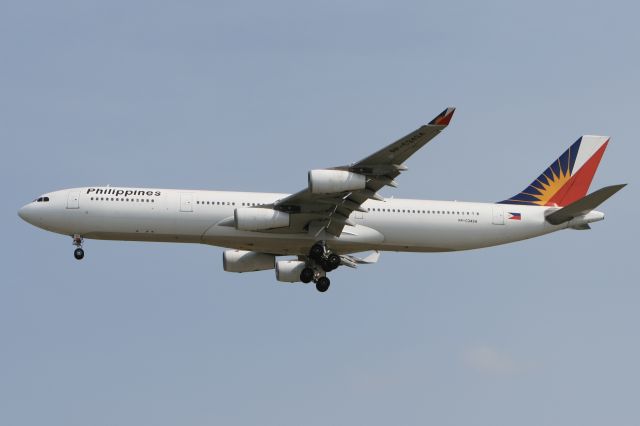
[18,186,571,255]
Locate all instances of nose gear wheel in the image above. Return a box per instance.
[72,234,84,260]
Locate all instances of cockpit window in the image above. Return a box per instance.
[35,196,50,203]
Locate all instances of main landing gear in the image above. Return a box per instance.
[72,234,84,260]
[300,242,341,292]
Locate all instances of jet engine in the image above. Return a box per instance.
[275,260,307,283]
[308,169,366,194]
[223,250,276,272]
[234,208,290,231]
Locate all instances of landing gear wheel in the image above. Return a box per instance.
[320,254,340,272]
[309,243,324,261]
[320,258,331,272]
[300,267,314,284]
[74,248,85,260]
[315,276,330,293]
[327,253,341,270]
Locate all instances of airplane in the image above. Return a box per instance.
[18,108,625,292]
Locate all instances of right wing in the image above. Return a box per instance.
[270,107,456,236]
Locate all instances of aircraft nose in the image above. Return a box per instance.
[18,203,34,223]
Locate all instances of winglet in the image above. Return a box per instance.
[429,107,456,126]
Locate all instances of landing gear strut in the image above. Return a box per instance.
[72,234,84,260]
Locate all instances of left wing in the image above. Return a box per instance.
[267,107,456,236]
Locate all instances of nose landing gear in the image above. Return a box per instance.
[74,248,85,260]
[72,234,84,260]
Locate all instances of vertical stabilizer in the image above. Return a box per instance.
[499,135,609,207]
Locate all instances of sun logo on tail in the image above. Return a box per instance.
[499,136,609,207]
[525,159,573,206]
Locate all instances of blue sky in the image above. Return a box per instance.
[1,1,638,425]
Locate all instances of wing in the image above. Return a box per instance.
[269,107,456,236]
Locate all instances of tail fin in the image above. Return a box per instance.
[499,135,609,207]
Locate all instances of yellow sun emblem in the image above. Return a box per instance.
[523,160,572,206]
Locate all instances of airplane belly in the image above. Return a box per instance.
[201,223,385,255]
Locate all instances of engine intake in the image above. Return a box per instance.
[223,250,276,273]
[308,169,366,194]
[234,208,290,231]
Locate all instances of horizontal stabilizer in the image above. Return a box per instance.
[545,184,626,225]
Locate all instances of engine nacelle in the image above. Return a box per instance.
[223,250,276,273]
[275,260,306,283]
[308,169,366,194]
[234,208,290,231]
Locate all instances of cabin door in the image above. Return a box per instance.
[66,190,80,209]
[492,206,504,225]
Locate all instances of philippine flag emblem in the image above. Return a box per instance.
[508,212,522,220]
